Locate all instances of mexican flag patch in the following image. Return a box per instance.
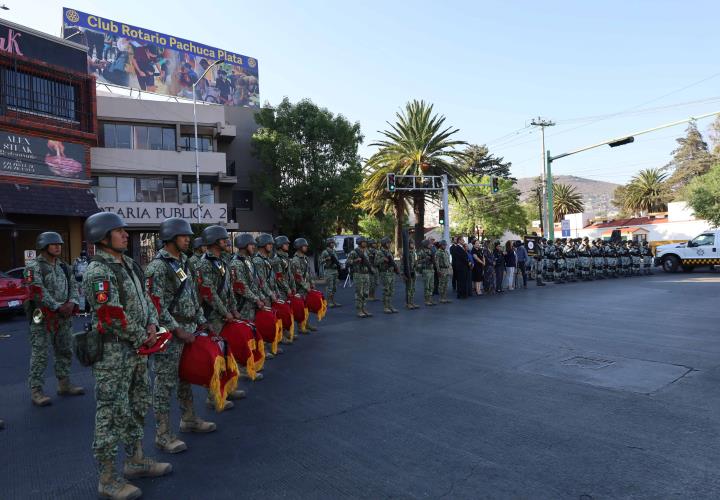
[93,280,110,304]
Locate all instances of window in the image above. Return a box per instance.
[101,123,175,150]
[91,176,178,202]
[181,182,214,203]
[1,68,78,121]
[690,233,715,247]
[117,177,135,202]
[234,190,253,211]
[92,176,117,202]
[180,135,213,152]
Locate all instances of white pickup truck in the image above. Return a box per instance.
[654,229,720,272]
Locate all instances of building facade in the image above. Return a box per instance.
[0,19,99,270]
[93,92,275,264]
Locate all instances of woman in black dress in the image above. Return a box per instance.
[482,241,496,295]
[471,240,484,295]
[493,241,506,293]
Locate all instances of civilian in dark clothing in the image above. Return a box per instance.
[471,241,484,295]
[450,238,459,291]
[451,238,470,298]
[504,241,517,290]
[482,242,496,294]
[493,242,506,293]
[515,240,529,288]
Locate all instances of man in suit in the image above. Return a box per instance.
[450,237,469,299]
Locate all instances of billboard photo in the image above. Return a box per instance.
[0,130,87,181]
[62,7,259,108]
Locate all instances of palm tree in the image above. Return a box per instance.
[552,183,584,222]
[358,161,409,253]
[366,100,468,245]
[623,168,669,215]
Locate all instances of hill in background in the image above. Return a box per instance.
[515,175,621,216]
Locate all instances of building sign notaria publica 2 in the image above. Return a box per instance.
[98,202,228,225]
[62,7,259,108]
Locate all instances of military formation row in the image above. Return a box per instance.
[536,237,654,284]
[20,213,328,500]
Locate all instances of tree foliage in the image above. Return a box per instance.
[621,168,670,215]
[251,98,363,251]
[684,163,720,228]
[450,176,528,239]
[357,212,398,242]
[552,183,584,222]
[454,144,513,179]
[664,121,715,194]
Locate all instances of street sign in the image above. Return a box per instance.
[561,220,571,237]
[24,250,36,263]
[524,236,540,256]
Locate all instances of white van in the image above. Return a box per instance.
[654,230,720,272]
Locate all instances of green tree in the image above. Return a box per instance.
[684,163,720,227]
[664,121,715,194]
[455,144,513,179]
[708,115,720,157]
[611,184,633,218]
[357,212,398,242]
[367,100,468,246]
[552,183,584,222]
[251,98,363,251]
[450,176,528,239]
[622,168,670,215]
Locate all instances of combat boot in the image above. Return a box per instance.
[227,389,246,400]
[179,403,216,433]
[425,300,435,306]
[98,460,141,500]
[57,377,85,396]
[123,441,172,479]
[155,414,187,454]
[357,310,368,318]
[362,308,373,317]
[411,303,420,309]
[332,297,342,307]
[206,398,234,410]
[307,324,318,332]
[390,307,399,313]
[31,387,51,407]
[383,307,393,314]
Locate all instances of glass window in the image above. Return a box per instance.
[180,135,213,152]
[162,128,176,151]
[234,190,253,211]
[135,177,178,202]
[117,177,135,202]
[133,126,149,150]
[102,123,116,148]
[181,183,214,203]
[98,176,116,187]
[115,124,132,149]
[691,233,715,246]
[94,176,117,202]
[163,178,178,202]
[2,68,78,121]
[148,126,163,150]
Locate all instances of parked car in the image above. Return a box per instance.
[332,235,361,280]
[0,270,28,316]
[5,267,24,280]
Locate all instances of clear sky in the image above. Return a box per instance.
[12,0,720,189]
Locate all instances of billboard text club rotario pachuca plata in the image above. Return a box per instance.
[62,7,259,108]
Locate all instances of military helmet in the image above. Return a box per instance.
[367,238,376,246]
[159,217,193,242]
[381,237,391,246]
[326,238,336,246]
[439,239,447,246]
[235,233,256,249]
[256,233,274,247]
[420,239,430,248]
[356,236,367,245]
[84,212,127,244]
[202,225,229,246]
[275,235,290,247]
[294,237,309,249]
[36,231,64,250]
[547,239,553,244]
[192,237,205,250]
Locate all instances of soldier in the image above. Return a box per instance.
[319,238,342,307]
[253,233,284,355]
[621,241,632,277]
[416,239,436,306]
[630,241,641,276]
[435,240,452,303]
[577,237,591,281]
[290,238,318,331]
[230,234,265,322]
[403,239,419,308]
[346,237,373,318]
[24,232,84,407]
[591,240,604,280]
[187,237,206,275]
[563,239,577,282]
[642,241,654,275]
[535,238,547,286]
[367,239,379,301]
[146,218,215,456]
[604,241,615,278]
[541,238,552,283]
[82,212,170,499]
[271,235,295,343]
[375,237,399,313]
[198,226,257,388]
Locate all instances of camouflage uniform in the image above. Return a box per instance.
[577,241,591,280]
[367,246,378,300]
[403,245,418,307]
[375,246,398,312]
[347,246,372,314]
[290,252,314,298]
[435,248,452,302]
[253,253,278,304]
[270,249,294,300]
[630,243,641,276]
[319,247,341,302]
[197,251,238,333]
[24,255,78,390]
[229,254,262,322]
[83,249,159,464]
[641,242,653,275]
[145,249,206,436]
[416,246,435,304]
[563,242,577,282]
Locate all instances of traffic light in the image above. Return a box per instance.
[491,176,499,193]
[388,173,396,192]
[439,209,445,225]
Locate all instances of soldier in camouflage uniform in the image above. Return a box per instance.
[435,240,452,303]
[403,239,419,309]
[641,241,653,275]
[563,239,577,282]
[290,238,319,331]
[271,235,295,344]
[629,241,641,276]
[229,234,265,322]
[367,239,379,301]
[534,238,547,286]
[375,237,399,313]
[187,238,206,276]
[146,218,216,456]
[319,238,342,307]
[577,237,591,281]
[346,237,373,318]
[24,232,84,407]
[253,233,284,355]
[620,241,632,277]
[82,212,170,500]
[416,239,436,306]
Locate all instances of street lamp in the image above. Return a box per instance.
[192,59,222,224]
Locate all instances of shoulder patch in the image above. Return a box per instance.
[93,280,110,304]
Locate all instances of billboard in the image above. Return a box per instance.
[0,130,87,181]
[62,7,259,108]
[0,19,87,72]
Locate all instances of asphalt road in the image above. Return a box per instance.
[1,272,719,499]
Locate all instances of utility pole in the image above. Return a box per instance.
[530,117,555,238]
